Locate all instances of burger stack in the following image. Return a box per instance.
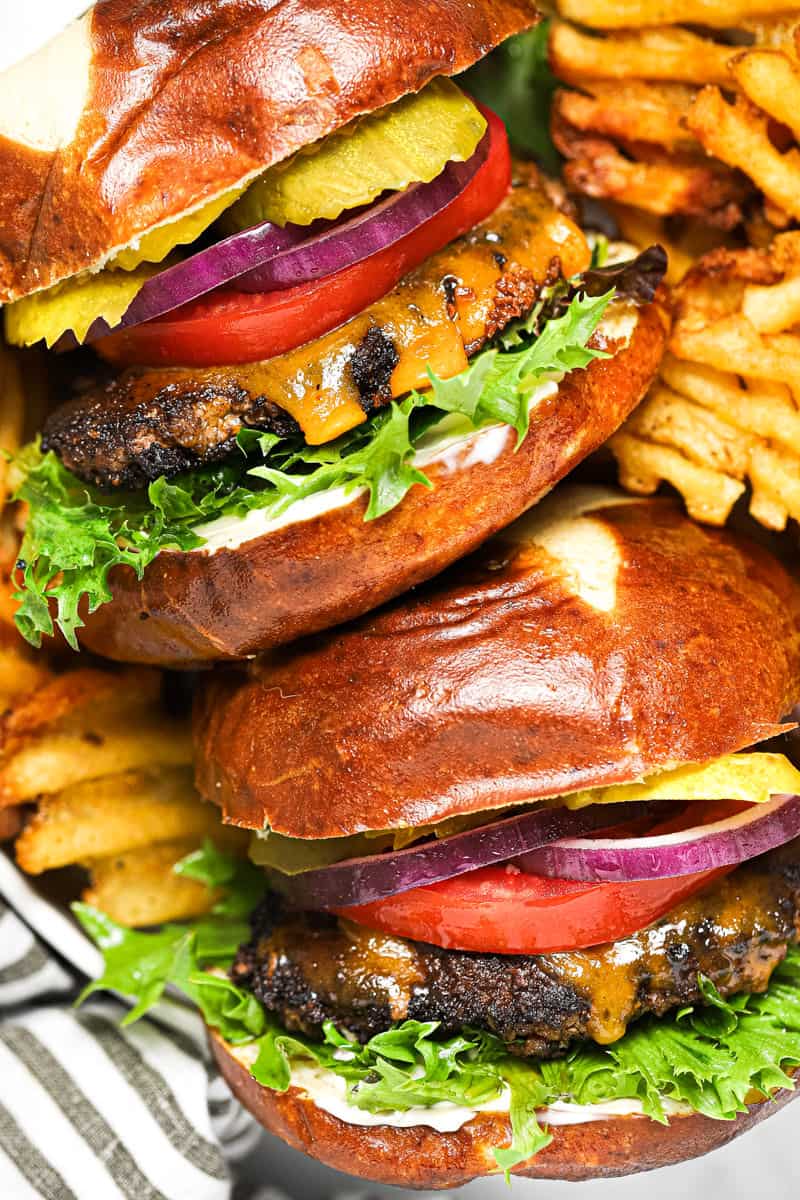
[1,0,800,1188]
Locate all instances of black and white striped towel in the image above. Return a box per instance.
[0,895,264,1200]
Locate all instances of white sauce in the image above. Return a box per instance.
[192,378,560,553]
[229,1043,691,1135]
[189,289,638,560]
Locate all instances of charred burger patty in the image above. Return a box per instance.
[234,844,800,1058]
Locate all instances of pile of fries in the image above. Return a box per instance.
[612,235,800,528]
[549,0,800,531]
[0,342,247,926]
[550,0,800,252]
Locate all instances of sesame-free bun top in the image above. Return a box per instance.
[0,0,537,304]
[194,488,800,837]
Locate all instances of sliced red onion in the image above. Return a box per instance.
[78,223,306,345]
[272,801,656,911]
[518,794,800,882]
[235,137,489,293]
[79,122,491,347]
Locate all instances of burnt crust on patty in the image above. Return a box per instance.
[42,376,302,490]
[232,841,800,1058]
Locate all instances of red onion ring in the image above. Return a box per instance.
[271,801,657,912]
[518,794,800,882]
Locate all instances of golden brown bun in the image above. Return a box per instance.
[0,0,536,303]
[210,1033,799,1187]
[194,487,800,838]
[76,296,668,667]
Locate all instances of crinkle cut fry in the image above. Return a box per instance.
[612,237,800,531]
[552,108,750,227]
[556,0,800,31]
[0,635,245,924]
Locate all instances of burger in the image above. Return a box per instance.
[79,488,800,1187]
[1,0,667,667]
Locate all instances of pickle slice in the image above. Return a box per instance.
[565,752,800,810]
[110,186,243,270]
[4,262,162,348]
[223,77,486,231]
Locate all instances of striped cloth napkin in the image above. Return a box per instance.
[0,896,266,1200]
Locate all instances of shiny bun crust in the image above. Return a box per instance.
[211,1035,799,1187]
[195,487,800,838]
[76,296,668,666]
[0,0,536,303]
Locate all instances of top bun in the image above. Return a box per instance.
[0,0,536,304]
[194,488,800,837]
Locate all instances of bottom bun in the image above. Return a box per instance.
[210,1032,798,1188]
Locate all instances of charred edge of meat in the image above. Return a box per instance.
[42,380,301,492]
[350,326,399,413]
[467,267,539,354]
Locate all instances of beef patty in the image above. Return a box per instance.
[232,842,800,1058]
[42,165,588,490]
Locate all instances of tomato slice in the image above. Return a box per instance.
[336,866,728,955]
[336,802,743,955]
[98,105,512,369]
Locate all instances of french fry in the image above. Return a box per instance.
[731,48,800,145]
[742,274,800,333]
[14,767,232,875]
[739,13,800,53]
[83,839,219,926]
[554,115,750,227]
[672,317,800,395]
[550,22,736,86]
[614,330,800,531]
[623,383,754,478]
[0,630,52,707]
[670,246,800,387]
[83,830,248,927]
[2,667,160,742]
[0,664,191,808]
[610,430,746,525]
[660,357,800,453]
[687,87,800,223]
[0,707,192,808]
[551,8,800,236]
[556,0,800,30]
[555,81,698,153]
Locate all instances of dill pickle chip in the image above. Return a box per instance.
[564,752,800,810]
[223,77,487,230]
[5,187,244,348]
[110,185,244,270]
[4,262,162,348]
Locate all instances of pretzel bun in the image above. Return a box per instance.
[195,485,800,837]
[210,1033,799,1187]
[0,0,536,303]
[76,294,668,667]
